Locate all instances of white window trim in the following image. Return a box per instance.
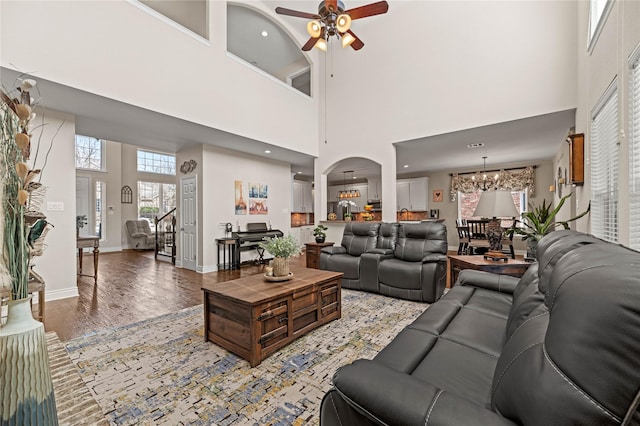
[587,0,614,54]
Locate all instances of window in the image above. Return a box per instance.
[629,50,640,249]
[458,190,527,227]
[75,135,104,170]
[588,0,613,51]
[137,150,176,175]
[138,181,176,229]
[591,81,619,242]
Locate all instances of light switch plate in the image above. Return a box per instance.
[46,201,64,211]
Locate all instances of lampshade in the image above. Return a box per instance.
[473,190,518,218]
[341,32,356,48]
[314,38,327,51]
[307,20,322,38]
[336,14,352,33]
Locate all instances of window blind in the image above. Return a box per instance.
[590,83,619,243]
[630,55,640,249]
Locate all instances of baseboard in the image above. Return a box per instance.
[45,286,80,302]
[198,264,217,273]
[78,245,122,253]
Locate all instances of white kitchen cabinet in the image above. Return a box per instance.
[292,181,313,212]
[367,177,382,201]
[396,178,428,211]
[300,225,314,245]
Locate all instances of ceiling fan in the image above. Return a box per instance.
[275,0,389,51]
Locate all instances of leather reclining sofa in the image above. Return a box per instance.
[319,221,448,303]
[320,230,640,425]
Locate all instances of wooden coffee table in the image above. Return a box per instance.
[448,255,532,286]
[202,267,342,367]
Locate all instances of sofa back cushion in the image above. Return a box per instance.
[492,243,640,425]
[376,223,399,250]
[341,222,380,256]
[394,222,447,262]
[535,230,602,296]
[504,264,544,339]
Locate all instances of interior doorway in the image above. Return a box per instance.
[180,176,197,271]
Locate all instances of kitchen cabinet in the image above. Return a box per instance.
[396,178,429,211]
[300,225,314,245]
[367,177,381,201]
[292,181,313,213]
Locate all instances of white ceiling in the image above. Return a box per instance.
[1,0,577,185]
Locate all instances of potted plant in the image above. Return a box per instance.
[259,234,301,277]
[313,224,328,243]
[508,193,590,259]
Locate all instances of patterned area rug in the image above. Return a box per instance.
[64,290,429,425]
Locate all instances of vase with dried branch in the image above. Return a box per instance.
[1,77,58,424]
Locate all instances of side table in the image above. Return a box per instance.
[448,255,532,287]
[305,241,334,269]
[216,238,239,270]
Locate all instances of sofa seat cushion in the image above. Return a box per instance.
[325,254,360,280]
[378,258,423,290]
[373,285,511,408]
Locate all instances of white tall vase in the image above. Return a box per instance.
[0,297,58,425]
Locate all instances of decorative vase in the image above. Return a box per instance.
[272,257,289,277]
[0,297,58,425]
[315,236,325,243]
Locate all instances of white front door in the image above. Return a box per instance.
[180,176,197,271]
[76,176,90,237]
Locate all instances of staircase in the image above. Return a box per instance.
[155,208,176,265]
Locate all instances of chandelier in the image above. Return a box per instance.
[471,156,500,191]
[338,171,360,199]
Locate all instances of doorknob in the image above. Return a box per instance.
[180,227,184,231]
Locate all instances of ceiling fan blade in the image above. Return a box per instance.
[345,1,389,20]
[346,30,365,50]
[325,0,338,12]
[275,7,320,19]
[301,37,320,51]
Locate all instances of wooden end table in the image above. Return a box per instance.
[202,267,342,367]
[448,255,532,286]
[304,241,334,269]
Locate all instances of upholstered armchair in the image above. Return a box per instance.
[125,219,162,250]
[377,221,448,302]
[319,222,381,289]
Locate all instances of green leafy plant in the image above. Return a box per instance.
[508,193,590,242]
[259,234,301,258]
[313,224,328,239]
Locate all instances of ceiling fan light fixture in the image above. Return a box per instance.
[307,20,322,38]
[336,13,351,32]
[341,32,355,48]
[314,38,328,51]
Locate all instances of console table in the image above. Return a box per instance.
[448,255,532,286]
[77,236,100,284]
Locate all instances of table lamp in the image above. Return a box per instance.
[473,190,518,259]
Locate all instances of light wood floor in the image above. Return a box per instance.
[45,251,306,342]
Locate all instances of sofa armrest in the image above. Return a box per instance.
[333,360,517,426]
[322,246,346,255]
[422,253,448,263]
[456,269,519,294]
[365,248,394,255]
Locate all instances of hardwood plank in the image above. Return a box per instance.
[44,250,307,342]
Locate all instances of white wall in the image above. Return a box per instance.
[201,145,292,271]
[317,0,578,222]
[36,109,79,301]
[573,0,640,243]
[0,0,319,157]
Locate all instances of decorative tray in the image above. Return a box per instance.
[264,272,294,282]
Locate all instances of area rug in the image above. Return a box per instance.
[64,290,429,425]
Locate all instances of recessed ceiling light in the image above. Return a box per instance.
[353,176,357,179]
[467,143,484,148]
[403,164,409,168]
[297,171,302,174]
[264,150,271,154]
[261,30,268,37]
